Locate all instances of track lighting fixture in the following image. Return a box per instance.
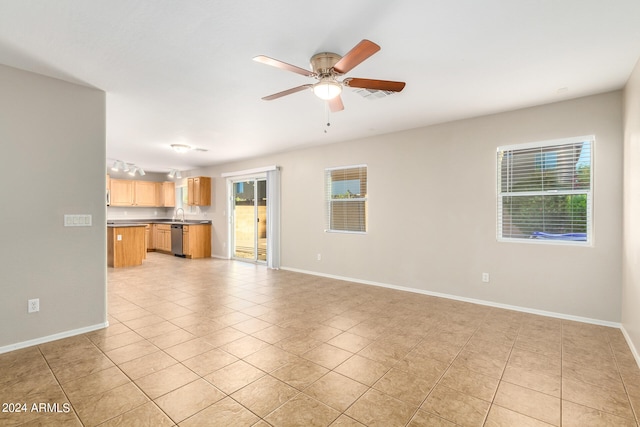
[168,169,182,179]
[110,160,146,177]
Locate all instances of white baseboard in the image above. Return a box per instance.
[281,266,621,329]
[0,322,109,355]
[620,325,640,368]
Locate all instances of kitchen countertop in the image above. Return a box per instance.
[107,219,212,226]
[107,223,147,228]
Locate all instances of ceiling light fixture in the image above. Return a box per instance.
[313,78,342,100]
[168,169,182,179]
[109,160,146,176]
[171,144,191,153]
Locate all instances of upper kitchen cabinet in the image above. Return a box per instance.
[134,181,159,207]
[109,178,175,207]
[109,179,134,206]
[188,177,211,206]
[161,182,175,207]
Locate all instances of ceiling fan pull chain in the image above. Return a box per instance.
[325,103,331,133]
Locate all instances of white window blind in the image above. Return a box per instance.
[497,137,593,244]
[325,165,367,233]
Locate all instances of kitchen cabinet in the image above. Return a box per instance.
[161,182,175,207]
[134,181,159,207]
[188,177,211,206]
[145,224,152,252]
[182,224,211,259]
[154,224,172,252]
[108,178,175,207]
[109,179,134,206]
[107,225,146,268]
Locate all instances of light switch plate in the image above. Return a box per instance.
[64,214,92,227]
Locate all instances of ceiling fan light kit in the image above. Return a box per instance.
[254,39,405,112]
[313,79,342,100]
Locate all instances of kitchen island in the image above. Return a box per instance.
[107,224,146,268]
[107,219,212,265]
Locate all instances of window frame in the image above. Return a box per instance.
[324,164,368,234]
[496,136,594,246]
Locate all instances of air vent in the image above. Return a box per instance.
[353,88,396,99]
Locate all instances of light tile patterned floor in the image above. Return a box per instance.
[1,252,639,426]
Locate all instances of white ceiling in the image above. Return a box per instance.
[1,1,640,172]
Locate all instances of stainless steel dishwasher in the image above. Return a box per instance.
[171,224,185,257]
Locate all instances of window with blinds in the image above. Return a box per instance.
[497,136,593,244]
[325,165,367,233]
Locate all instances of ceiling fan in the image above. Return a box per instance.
[254,39,405,112]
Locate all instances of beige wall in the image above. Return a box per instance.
[0,65,107,351]
[622,59,640,358]
[199,91,623,323]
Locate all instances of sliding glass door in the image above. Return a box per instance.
[232,178,267,262]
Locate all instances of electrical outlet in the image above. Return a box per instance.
[317,253,322,261]
[482,273,490,283]
[28,298,39,313]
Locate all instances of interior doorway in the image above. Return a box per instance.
[231,178,267,262]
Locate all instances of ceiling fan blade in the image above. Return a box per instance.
[253,55,316,77]
[262,84,312,101]
[333,40,381,74]
[328,95,344,112]
[344,78,406,92]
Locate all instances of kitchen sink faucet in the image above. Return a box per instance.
[175,208,185,222]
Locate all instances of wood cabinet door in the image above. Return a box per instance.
[153,226,171,252]
[187,178,194,205]
[187,177,211,206]
[199,177,211,206]
[183,227,190,256]
[162,182,175,207]
[134,181,159,206]
[193,178,201,205]
[110,179,134,206]
[164,230,172,251]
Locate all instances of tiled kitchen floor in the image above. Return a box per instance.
[1,253,639,426]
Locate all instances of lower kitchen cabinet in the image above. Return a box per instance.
[145,224,152,253]
[154,224,172,253]
[182,224,211,259]
[108,226,146,268]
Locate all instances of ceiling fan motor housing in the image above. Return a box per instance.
[310,52,342,76]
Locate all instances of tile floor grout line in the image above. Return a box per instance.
[481,314,522,427]
[404,316,484,426]
[609,333,640,426]
[7,253,639,425]
[35,345,86,427]
[97,341,176,426]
